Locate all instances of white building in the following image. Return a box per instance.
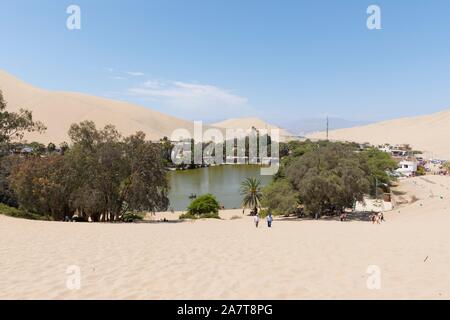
[396,160,417,177]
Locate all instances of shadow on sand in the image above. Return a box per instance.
[135,219,186,224]
[275,211,376,223]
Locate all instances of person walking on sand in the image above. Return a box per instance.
[254,214,260,228]
[266,212,273,228]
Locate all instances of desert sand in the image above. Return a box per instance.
[212,117,294,142]
[307,110,450,160]
[1,175,450,299]
[0,70,293,144]
[0,70,196,144]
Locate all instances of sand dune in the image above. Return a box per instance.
[0,70,195,144]
[2,175,450,299]
[212,117,295,142]
[0,70,295,145]
[307,110,450,160]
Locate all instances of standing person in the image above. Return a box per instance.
[254,214,260,228]
[267,212,273,228]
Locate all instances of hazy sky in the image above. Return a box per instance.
[1,0,450,124]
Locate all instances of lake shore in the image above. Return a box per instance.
[2,175,450,299]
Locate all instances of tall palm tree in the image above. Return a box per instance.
[240,177,262,215]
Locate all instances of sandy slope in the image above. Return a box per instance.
[0,70,295,145]
[307,110,450,160]
[212,117,294,141]
[0,70,195,144]
[2,175,450,299]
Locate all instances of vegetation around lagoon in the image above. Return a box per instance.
[162,129,275,170]
[240,177,262,215]
[0,91,169,222]
[0,203,52,221]
[260,140,398,219]
[179,194,221,220]
[0,88,399,223]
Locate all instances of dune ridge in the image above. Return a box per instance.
[0,70,195,144]
[0,70,295,145]
[307,110,450,159]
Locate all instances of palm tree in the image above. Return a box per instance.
[240,177,262,215]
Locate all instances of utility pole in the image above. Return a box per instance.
[326,116,329,141]
[375,177,378,199]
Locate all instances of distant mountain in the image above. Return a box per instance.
[307,111,450,159]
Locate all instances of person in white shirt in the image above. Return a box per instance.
[253,214,260,228]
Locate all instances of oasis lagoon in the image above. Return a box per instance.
[167,165,273,211]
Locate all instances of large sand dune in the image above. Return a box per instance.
[1,175,450,299]
[0,70,195,144]
[307,110,450,160]
[0,70,295,145]
[212,117,294,142]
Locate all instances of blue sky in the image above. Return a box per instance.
[1,0,450,127]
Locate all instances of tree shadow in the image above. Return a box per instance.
[392,190,407,196]
[135,219,186,224]
[274,211,376,223]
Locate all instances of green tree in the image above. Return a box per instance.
[187,194,220,217]
[0,90,45,152]
[121,132,169,213]
[261,179,299,216]
[361,148,398,196]
[59,141,69,154]
[66,122,127,222]
[240,177,262,215]
[0,92,45,208]
[159,136,173,165]
[47,142,56,153]
[9,155,70,220]
[0,155,21,207]
[9,121,170,222]
[28,142,46,156]
[286,144,370,219]
[65,121,169,221]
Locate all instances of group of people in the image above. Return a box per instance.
[371,212,385,224]
[251,211,385,226]
[340,211,386,224]
[253,213,273,228]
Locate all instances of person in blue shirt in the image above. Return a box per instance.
[266,213,273,228]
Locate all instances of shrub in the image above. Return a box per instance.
[186,194,220,217]
[179,212,220,220]
[179,212,195,220]
[0,203,50,220]
[122,211,144,222]
[416,166,426,176]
